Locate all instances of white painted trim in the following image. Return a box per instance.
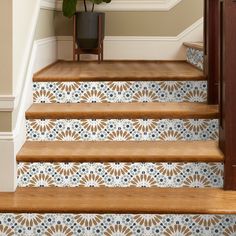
[41,0,56,10]
[0,36,57,140]
[13,0,41,113]
[0,95,16,111]
[11,36,57,150]
[0,1,40,113]
[33,37,57,72]
[56,0,182,11]
[0,36,57,191]
[0,132,14,140]
[57,18,203,61]
[1,1,41,191]
[0,0,41,111]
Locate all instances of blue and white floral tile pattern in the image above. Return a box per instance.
[186,48,204,71]
[17,162,224,188]
[33,81,207,103]
[0,214,236,236]
[26,119,219,141]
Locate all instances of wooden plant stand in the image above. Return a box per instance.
[73,14,104,63]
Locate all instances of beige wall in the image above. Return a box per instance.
[0,112,12,132]
[0,0,13,95]
[55,0,203,37]
[0,1,13,132]
[35,9,56,40]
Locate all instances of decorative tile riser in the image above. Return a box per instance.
[17,163,223,188]
[33,81,207,103]
[186,48,204,71]
[26,119,218,141]
[1,214,236,236]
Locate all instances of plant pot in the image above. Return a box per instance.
[76,12,105,49]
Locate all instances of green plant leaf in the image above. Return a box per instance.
[63,0,78,18]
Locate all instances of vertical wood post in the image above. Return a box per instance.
[204,0,220,104]
[73,15,76,61]
[219,0,236,190]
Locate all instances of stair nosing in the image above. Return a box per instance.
[17,141,224,163]
[0,187,235,214]
[25,103,219,120]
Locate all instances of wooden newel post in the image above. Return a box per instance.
[204,0,221,105]
[219,0,236,190]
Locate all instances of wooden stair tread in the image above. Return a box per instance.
[17,141,223,163]
[26,103,219,119]
[1,188,236,214]
[33,61,205,82]
[183,42,204,51]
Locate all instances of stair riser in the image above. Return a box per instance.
[26,119,218,141]
[0,213,235,236]
[33,81,207,103]
[186,48,204,71]
[17,162,223,188]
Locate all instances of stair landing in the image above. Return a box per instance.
[33,61,205,82]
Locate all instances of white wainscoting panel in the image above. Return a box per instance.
[0,36,57,192]
[57,18,203,61]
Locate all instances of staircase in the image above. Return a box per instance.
[1,46,236,235]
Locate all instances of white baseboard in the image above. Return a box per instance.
[58,18,203,61]
[0,36,57,192]
[34,37,57,72]
[13,36,57,151]
[56,0,182,11]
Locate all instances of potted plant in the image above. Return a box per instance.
[63,0,111,49]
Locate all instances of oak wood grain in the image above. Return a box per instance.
[1,188,236,214]
[17,141,224,163]
[33,61,205,82]
[26,103,219,119]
